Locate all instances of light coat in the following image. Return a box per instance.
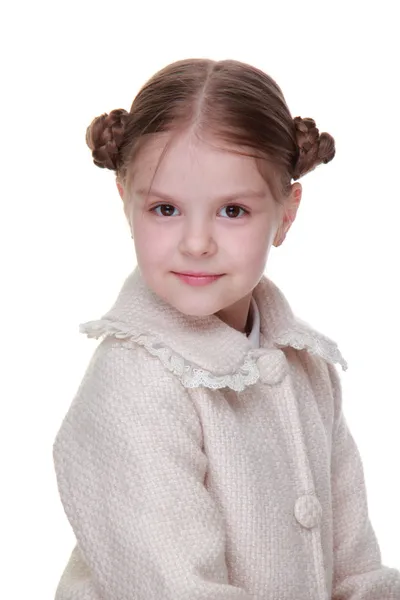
[53,268,400,599]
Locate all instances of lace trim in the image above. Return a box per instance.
[79,317,347,391]
[79,319,260,392]
[275,329,348,372]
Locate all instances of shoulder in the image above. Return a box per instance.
[54,337,202,451]
[78,335,188,395]
[292,341,344,424]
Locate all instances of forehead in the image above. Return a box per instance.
[130,130,269,196]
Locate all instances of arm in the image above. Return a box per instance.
[328,364,400,599]
[53,337,252,600]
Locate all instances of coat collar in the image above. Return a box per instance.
[80,267,347,392]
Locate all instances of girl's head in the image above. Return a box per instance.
[86,58,335,328]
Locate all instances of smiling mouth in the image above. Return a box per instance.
[172,272,225,286]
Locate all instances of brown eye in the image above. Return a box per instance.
[220,205,248,218]
[151,204,179,217]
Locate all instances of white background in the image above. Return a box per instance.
[1,1,399,597]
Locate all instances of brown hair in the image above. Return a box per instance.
[86,58,335,198]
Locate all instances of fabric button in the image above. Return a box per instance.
[256,349,287,385]
[294,494,322,529]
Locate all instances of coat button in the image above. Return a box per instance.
[256,349,287,385]
[294,494,322,529]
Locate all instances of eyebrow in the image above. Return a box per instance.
[135,188,267,203]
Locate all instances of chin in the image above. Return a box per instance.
[169,298,219,317]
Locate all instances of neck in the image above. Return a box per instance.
[215,293,253,334]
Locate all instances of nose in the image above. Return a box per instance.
[178,218,217,257]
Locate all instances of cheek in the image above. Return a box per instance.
[132,219,176,262]
[228,220,274,257]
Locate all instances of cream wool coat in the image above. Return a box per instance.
[53,268,400,600]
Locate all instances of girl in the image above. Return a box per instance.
[52,58,400,600]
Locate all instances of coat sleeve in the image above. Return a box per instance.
[53,337,252,600]
[328,364,400,600]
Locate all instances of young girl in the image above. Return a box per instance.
[52,59,400,600]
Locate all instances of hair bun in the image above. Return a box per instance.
[292,116,335,180]
[85,109,129,171]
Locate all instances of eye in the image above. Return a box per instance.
[219,205,249,219]
[150,204,180,217]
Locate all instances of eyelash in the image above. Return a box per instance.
[149,204,250,218]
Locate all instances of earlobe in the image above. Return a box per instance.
[273,222,286,247]
[116,181,124,200]
[273,232,286,247]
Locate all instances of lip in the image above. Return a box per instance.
[174,271,223,277]
[172,271,224,287]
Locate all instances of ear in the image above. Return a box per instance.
[116,179,124,200]
[116,179,134,239]
[273,183,302,247]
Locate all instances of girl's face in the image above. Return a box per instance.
[119,129,301,332]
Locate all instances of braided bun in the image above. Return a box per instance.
[292,117,335,180]
[86,109,129,171]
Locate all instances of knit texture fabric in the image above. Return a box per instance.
[53,268,400,599]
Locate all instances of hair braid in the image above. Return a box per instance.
[85,109,129,171]
[292,116,335,180]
